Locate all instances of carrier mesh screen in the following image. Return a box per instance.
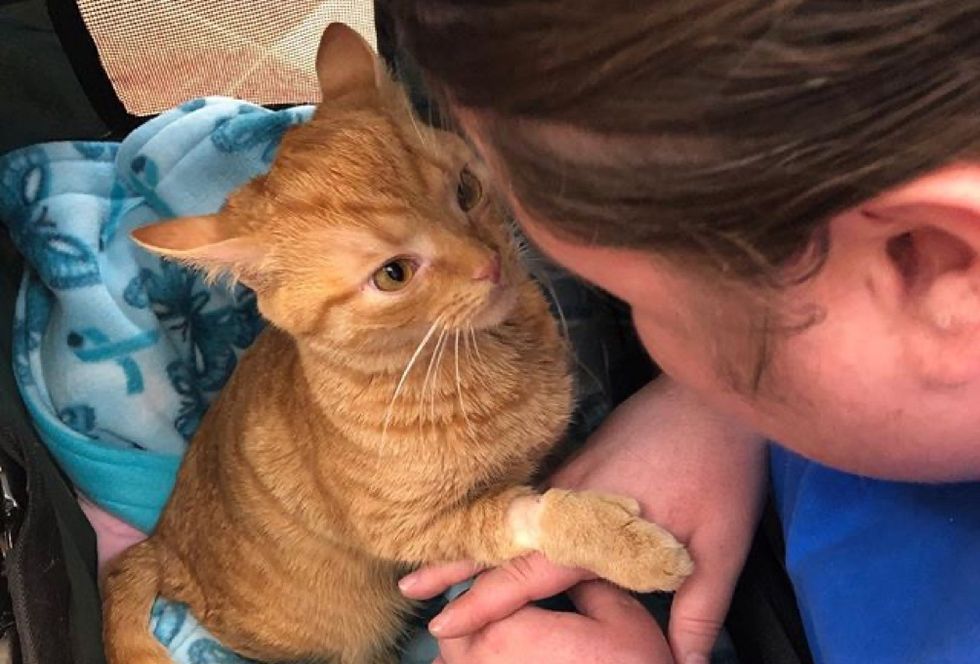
[77,0,377,115]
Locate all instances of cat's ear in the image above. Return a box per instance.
[315,23,383,101]
[131,215,267,287]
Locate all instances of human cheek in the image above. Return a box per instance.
[630,307,792,443]
[762,328,916,474]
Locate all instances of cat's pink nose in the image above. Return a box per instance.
[473,252,502,285]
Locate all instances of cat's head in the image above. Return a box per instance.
[133,24,526,353]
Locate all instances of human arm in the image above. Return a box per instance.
[401,374,768,663]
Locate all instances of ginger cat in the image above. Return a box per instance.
[102,24,692,664]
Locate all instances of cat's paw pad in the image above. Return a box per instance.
[538,489,692,593]
[599,517,693,592]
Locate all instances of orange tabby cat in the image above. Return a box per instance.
[102,24,692,664]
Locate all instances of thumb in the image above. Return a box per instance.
[570,581,676,664]
[567,580,649,622]
[666,552,739,664]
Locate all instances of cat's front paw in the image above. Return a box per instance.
[537,489,693,593]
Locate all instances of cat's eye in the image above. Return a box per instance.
[372,258,416,292]
[456,167,484,212]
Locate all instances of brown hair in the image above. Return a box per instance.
[390,0,980,281]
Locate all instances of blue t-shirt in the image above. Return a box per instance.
[770,446,980,664]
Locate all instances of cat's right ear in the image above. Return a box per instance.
[131,215,267,288]
[315,23,383,101]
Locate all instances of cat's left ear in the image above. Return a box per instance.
[131,215,267,288]
[315,23,384,101]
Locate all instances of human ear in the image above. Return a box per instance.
[857,164,980,386]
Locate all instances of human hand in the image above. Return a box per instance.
[432,581,674,664]
[401,375,767,663]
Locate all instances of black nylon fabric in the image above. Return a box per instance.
[0,236,106,664]
[0,0,108,154]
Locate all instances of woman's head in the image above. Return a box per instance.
[393,0,980,480]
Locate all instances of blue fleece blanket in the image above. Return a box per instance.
[0,97,313,533]
[0,96,455,664]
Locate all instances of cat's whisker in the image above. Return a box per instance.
[469,325,484,365]
[430,331,450,422]
[423,327,449,426]
[407,107,430,149]
[537,271,570,346]
[535,271,609,399]
[381,317,443,452]
[465,324,492,393]
[422,328,448,402]
[418,325,446,435]
[453,331,477,436]
[463,324,475,365]
[402,90,431,149]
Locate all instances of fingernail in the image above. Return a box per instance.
[429,611,453,635]
[398,574,419,592]
[685,654,709,664]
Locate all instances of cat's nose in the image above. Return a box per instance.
[473,252,502,285]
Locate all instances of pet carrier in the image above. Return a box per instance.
[0,2,811,663]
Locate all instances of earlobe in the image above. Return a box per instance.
[918,269,980,334]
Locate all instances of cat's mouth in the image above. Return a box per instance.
[471,283,519,330]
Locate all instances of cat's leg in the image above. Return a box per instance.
[358,486,537,564]
[361,486,692,593]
